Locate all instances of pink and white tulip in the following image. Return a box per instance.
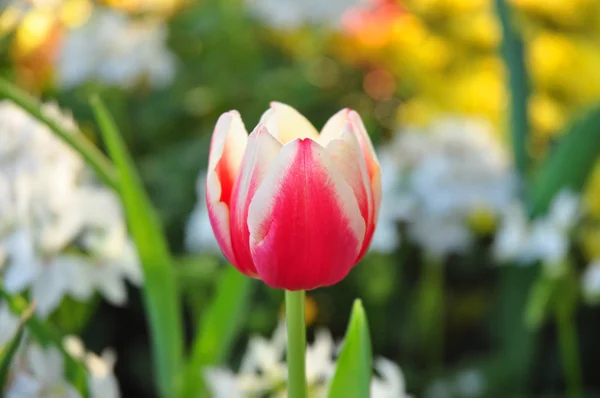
[206,102,381,290]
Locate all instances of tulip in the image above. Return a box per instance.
[206,102,381,291]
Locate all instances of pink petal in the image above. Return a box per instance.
[260,102,320,144]
[206,111,248,266]
[348,110,382,220]
[247,138,366,290]
[325,124,375,261]
[229,124,282,277]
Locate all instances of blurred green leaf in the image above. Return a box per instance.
[525,273,557,330]
[529,103,600,216]
[0,303,33,389]
[329,299,373,398]
[495,0,530,178]
[181,267,253,398]
[90,95,184,398]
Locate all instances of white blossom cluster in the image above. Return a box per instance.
[245,0,359,30]
[371,117,516,257]
[0,100,142,318]
[0,304,121,398]
[204,321,412,398]
[57,7,176,90]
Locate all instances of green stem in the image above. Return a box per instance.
[285,290,307,398]
[556,299,583,398]
[418,258,445,374]
[0,77,118,189]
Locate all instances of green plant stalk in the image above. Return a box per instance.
[90,96,183,398]
[495,0,530,179]
[418,258,445,374]
[556,297,583,398]
[0,77,118,189]
[285,290,307,398]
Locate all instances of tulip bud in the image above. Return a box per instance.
[206,102,381,290]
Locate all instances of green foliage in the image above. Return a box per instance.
[329,300,373,398]
[529,103,600,216]
[90,96,184,398]
[181,267,254,397]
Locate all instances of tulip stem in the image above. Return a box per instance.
[285,290,307,398]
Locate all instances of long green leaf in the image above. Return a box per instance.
[0,303,34,389]
[90,96,184,398]
[495,0,530,179]
[0,77,118,189]
[180,267,253,398]
[529,103,600,216]
[329,299,373,398]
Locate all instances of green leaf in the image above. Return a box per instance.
[180,267,254,398]
[0,303,34,389]
[90,95,184,398]
[524,273,557,330]
[329,299,373,398]
[495,0,530,178]
[529,103,600,216]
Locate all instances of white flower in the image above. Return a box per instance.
[5,343,81,398]
[0,304,21,348]
[246,0,359,29]
[57,8,176,89]
[493,190,580,268]
[373,117,515,256]
[371,358,412,398]
[0,101,142,317]
[205,322,410,398]
[63,336,121,398]
[582,260,600,305]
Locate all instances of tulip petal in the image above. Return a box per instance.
[206,111,248,266]
[348,110,382,220]
[326,124,375,260]
[229,124,282,277]
[247,138,366,290]
[260,102,320,144]
[318,108,350,146]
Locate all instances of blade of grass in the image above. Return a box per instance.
[90,95,184,398]
[0,77,118,189]
[180,267,253,398]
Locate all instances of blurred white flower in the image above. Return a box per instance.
[372,117,515,257]
[371,358,413,398]
[246,0,359,29]
[63,336,121,398]
[205,322,410,397]
[5,343,81,398]
[494,190,580,268]
[0,304,20,348]
[0,100,142,317]
[57,8,176,89]
[185,175,221,254]
[582,260,600,305]
[425,368,485,398]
